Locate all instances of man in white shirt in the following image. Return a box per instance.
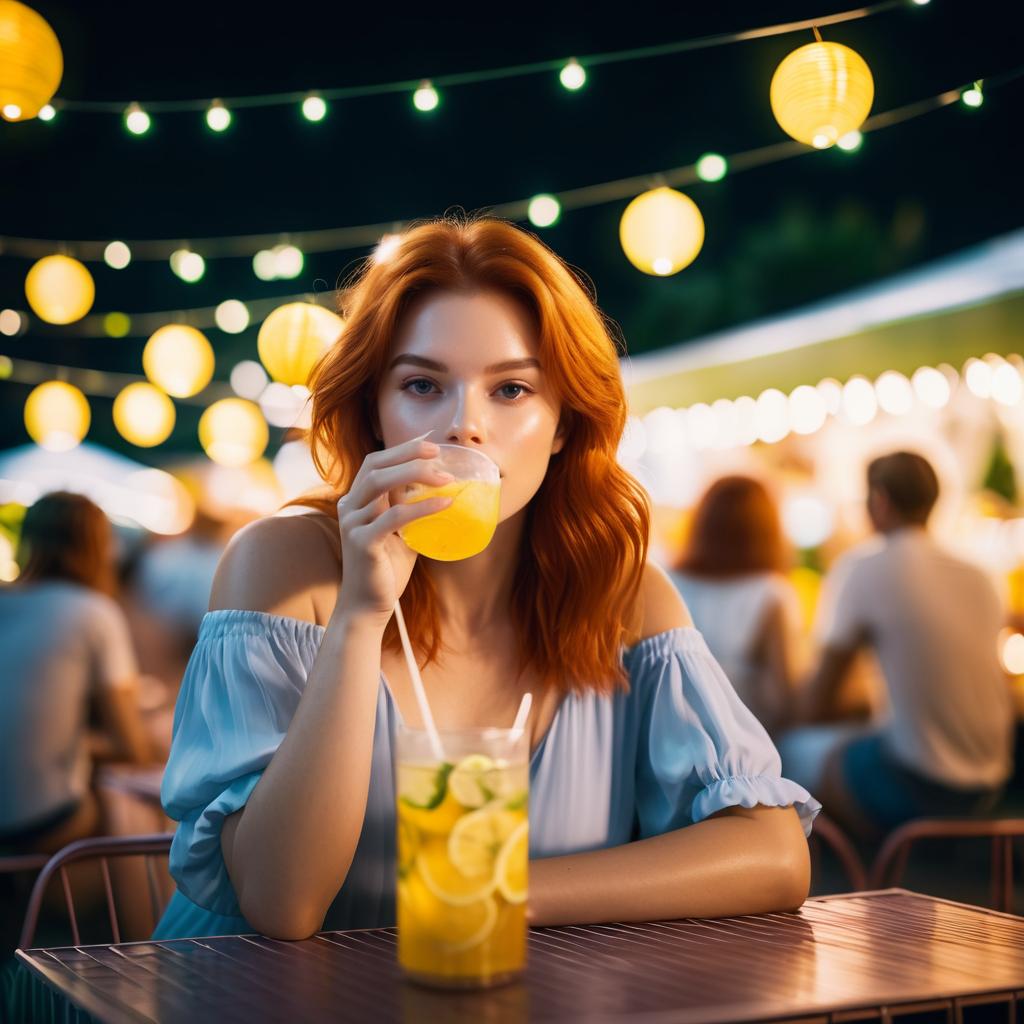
[797,451,1013,839]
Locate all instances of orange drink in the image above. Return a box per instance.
[396,726,529,988]
[398,445,501,561]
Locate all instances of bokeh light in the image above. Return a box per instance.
[257,302,343,386]
[620,187,704,276]
[24,380,90,451]
[527,194,561,228]
[112,382,176,447]
[24,254,95,324]
[199,398,269,467]
[143,324,215,398]
[104,241,131,269]
[0,0,63,121]
[215,299,250,334]
[559,58,586,91]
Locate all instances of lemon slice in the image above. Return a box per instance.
[447,802,521,879]
[495,820,529,904]
[400,871,498,953]
[417,839,494,905]
[398,788,464,837]
[448,754,497,808]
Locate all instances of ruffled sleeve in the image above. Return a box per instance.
[624,627,820,839]
[160,609,325,917]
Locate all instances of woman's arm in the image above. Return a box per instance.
[93,681,153,764]
[528,804,810,926]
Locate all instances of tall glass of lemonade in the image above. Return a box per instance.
[396,726,529,989]
[398,445,501,561]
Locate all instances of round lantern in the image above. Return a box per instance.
[112,382,176,447]
[770,41,874,149]
[23,379,89,451]
[619,187,705,276]
[198,398,269,467]
[142,324,215,398]
[24,255,94,324]
[0,1,62,122]
[257,302,343,386]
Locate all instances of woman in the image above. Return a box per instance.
[154,216,819,941]
[671,476,803,736]
[0,492,151,855]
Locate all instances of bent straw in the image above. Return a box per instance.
[511,692,532,737]
[393,598,445,762]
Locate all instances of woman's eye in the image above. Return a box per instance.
[403,378,436,396]
[497,383,530,400]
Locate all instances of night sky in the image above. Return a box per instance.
[3,0,1023,458]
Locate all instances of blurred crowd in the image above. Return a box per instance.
[0,449,1019,911]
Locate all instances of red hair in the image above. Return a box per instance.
[293,214,649,693]
[676,476,789,578]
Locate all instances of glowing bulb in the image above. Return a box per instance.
[230,360,268,400]
[911,366,950,409]
[733,395,760,446]
[302,94,327,121]
[103,312,131,338]
[837,130,863,151]
[373,234,402,264]
[170,249,205,283]
[125,102,151,135]
[2,103,20,120]
[1001,630,1024,675]
[38,103,55,121]
[0,355,12,378]
[788,384,827,435]
[559,58,586,91]
[528,194,561,228]
[199,398,269,467]
[686,403,717,450]
[962,83,983,108]
[413,80,439,112]
[215,300,250,334]
[874,370,914,416]
[253,249,276,281]
[143,324,215,398]
[25,255,94,324]
[24,381,90,451]
[842,376,877,425]
[0,309,22,336]
[104,241,131,269]
[620,187,704,276]
[817,378,843,416]
[911,0,930,5]
[991,363,1022,406]
[272,244,303,280]
[695,153,728,182]
[964,358,992,398]
[206,99,231,132]
[113,382,176,447]
[755,388,791,443]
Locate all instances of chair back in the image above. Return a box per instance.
[18,833,173,949]
[809,813,868,892]
[870,818,1024,913]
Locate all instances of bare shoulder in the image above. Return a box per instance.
[208,508,341,624]
[635,562,693,642]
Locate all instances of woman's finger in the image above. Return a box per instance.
[345,460,453,513]
[361,494,454,542]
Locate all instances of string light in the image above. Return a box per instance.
[230,360,268,400]
[104,241,131,270]
[24,255,94,324]
[0,309,22,336]
[413,80,439,112]
[0,0,62,121]
[38,103,56,121]
[559,58,586,91]
[112,382,176,447]
[199,398,269,467]
[619,187,704,276]
[911,365,950,408]
[143,324,215,398]
[103,312,131,338]
[302,93,327,122]
[124,102,151,135]
[837,130,863,151]
[527,194,561,228]
[961,81,984,107]
[23,381,90,451]
[206,99,232,132]
[170,249,205,283]
[214,300,250,334]
[695,153,728,182]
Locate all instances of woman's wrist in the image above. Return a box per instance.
[327,602,391,639]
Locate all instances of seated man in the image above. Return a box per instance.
[792,451,1013,840]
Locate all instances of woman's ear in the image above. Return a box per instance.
[551,418,568,455]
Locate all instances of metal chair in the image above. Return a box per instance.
[18,833,173,949]
[870,818,1024,913]
[808,812,868,892]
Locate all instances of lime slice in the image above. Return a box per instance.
[399,762,453,810]
[399,871,498,953]
[504,790,528,811]
[397,817,419,878]
[495,820,529,904]
[448,754,497,808]
[417,839,495,905]
[447,801,521,880]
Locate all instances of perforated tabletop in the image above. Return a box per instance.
[16,890,1024,1023]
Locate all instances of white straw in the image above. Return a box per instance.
[511,691,532,737]
[393,598,445,762]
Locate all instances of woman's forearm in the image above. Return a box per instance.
[527,805,810,927]
[225,608,387,939]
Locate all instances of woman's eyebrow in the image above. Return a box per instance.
[388,355,541,373]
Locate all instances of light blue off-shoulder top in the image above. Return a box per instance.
[152,609,820,939]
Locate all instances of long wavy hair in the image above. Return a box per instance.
[294,214,650,693]
[16,490,118,597]
[676,476,789,578]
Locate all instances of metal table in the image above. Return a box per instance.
[14,890,1024,1023]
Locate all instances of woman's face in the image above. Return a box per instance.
[376,289,564,524]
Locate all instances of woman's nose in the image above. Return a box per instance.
[445,389,486,446]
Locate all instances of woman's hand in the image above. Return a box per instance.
[333,435,454,625]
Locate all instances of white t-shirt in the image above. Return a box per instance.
[670,571,803,730]
[815,528,1013,789]
[0,580,138,831]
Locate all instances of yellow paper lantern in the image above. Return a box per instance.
[112,382,176,447]
[257,302,343,386]
[24,255,94,324]
[619,187,705,276]
[770,41,874,149]
[23,379,89,451]
[0,1,62,122]
[199,398,269,467]
[143,324,215,398]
